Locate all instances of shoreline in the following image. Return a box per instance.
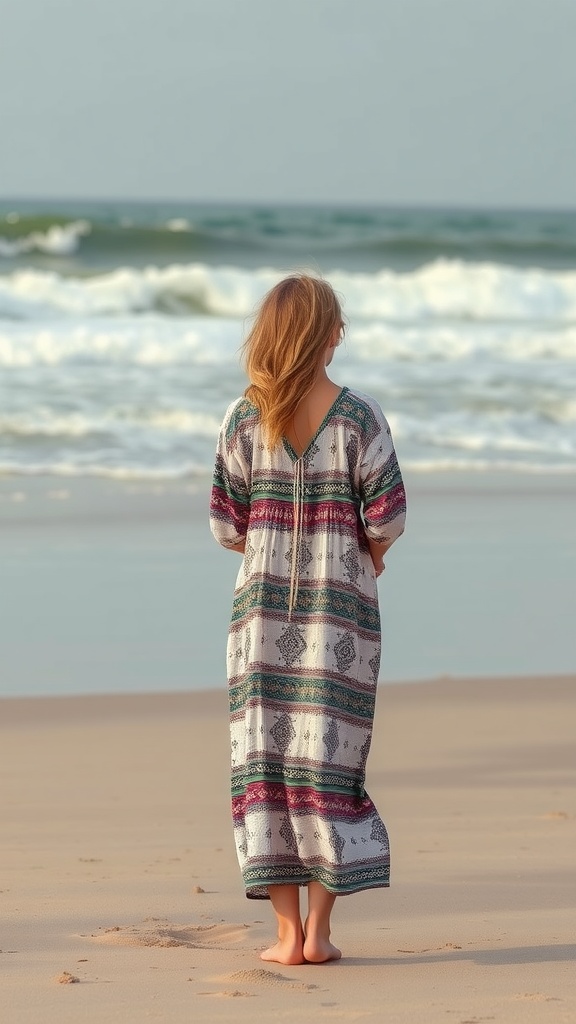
[2,471,575,698]
[1,671,575,712]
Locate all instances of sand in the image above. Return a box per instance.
[2,676,575,1023]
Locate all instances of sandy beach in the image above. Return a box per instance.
[2,675,575,1023]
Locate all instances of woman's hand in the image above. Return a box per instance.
[367,537,389,579]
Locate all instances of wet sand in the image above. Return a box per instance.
[1,472,575,696]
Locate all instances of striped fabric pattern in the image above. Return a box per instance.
[210,387,406,899]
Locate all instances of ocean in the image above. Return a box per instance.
[2,199,576,480]
[2,200,576,696]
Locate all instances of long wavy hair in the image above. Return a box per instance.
[242,274,343,449]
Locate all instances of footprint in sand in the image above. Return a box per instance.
[513,993,562,1002]
[224,968,317,991]
[198,990,255,998]
[92,921,250,950]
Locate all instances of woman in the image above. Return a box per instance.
[210,275,406,965]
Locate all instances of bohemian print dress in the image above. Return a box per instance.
[210,386,406,899]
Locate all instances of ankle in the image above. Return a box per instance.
[278,922,303,941]
[304,915,330,940]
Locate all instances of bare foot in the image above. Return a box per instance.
[260,936,305,965]
[303,935,342,964]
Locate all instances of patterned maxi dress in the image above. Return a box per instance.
[210,386,406,899]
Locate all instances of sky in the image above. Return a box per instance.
[1,0,575,208]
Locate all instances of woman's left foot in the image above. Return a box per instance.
[303,936,342,963]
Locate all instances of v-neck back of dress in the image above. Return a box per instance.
[281,387,347,618]
[282,386,347,463]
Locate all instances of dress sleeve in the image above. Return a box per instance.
[210,400,251,549]
[359,404,406,546]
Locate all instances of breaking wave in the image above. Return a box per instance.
[2,259,576,324]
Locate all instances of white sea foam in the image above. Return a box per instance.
[0,264,272,318]
[2,259,574,478]
[1,314,576,369]
[0,412,96,438]
[3,259,576,322]
[347,321,576,362]
[0,460,210,480]
[143,410,221,433]
[0,316,238,367]
[388,409,576,456]
[1,397,573,479]
[0,408,222,439]
[166,218,191,232]
[402,458,576,474]
[4,406,574,453]
[0,455,573,480]
[0,221,91,258]
[331,260,576,322]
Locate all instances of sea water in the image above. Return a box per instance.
[1,200,576,480]
[1,202,575,697]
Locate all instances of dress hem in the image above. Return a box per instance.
[242,865,390,900]
[245,879,390,900]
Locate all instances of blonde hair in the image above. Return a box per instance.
[242,274,343,449]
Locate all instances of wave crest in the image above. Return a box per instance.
[2,259,576,323]
[0,220,91,259]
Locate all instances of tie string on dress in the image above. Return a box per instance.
[288,455,305,620]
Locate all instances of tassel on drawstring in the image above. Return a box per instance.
[288,456,305,620]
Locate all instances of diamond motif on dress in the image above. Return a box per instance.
[323,718,340,762]
[285,540,313,574]
[328,823,345,865]
[269,713,296,755]
[243,539,256,574]
[369,648,380,683]
[346,434,359,471]
[239,431,253,465]
[370,817,389,849]
[275,624,307,667]
[303,442,320,468]
[333,632,357,673]
[244,627,252,667]
[340,544,362,584]
[358,731,372,769]
[279,815,298,853]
